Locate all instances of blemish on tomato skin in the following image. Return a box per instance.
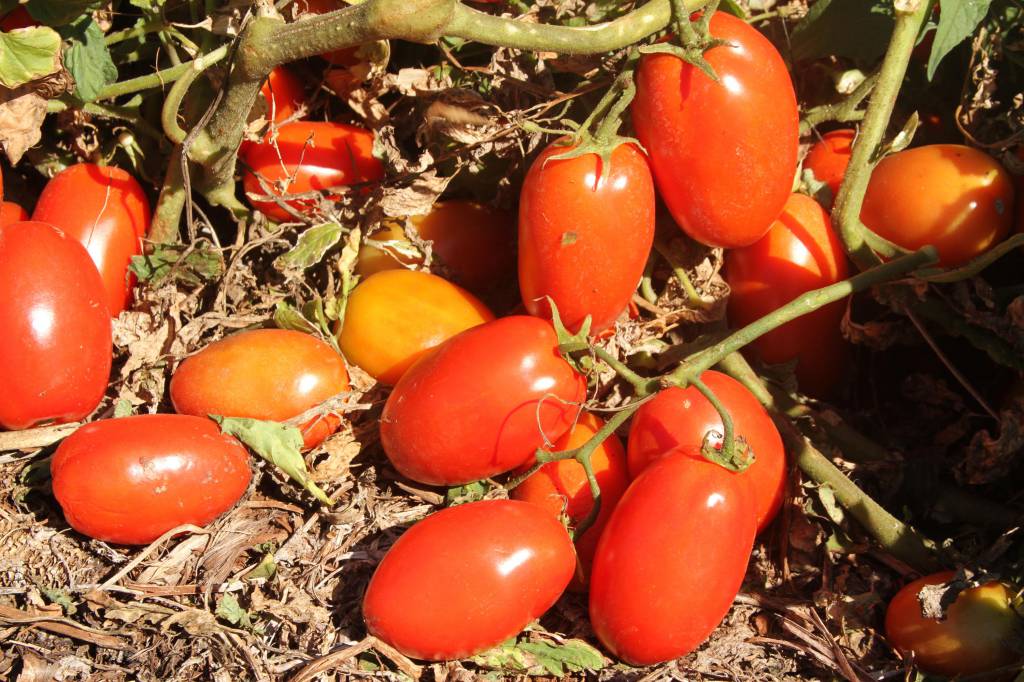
[561,232,578,246]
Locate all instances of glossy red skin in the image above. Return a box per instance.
[804,129,855,200]
[0,222,111,430]
[0,7,37,31]
[632,12,799,248]
[628,370,785,533]
[32,164,151,316]
[519,141,655,334]
[51,415,251,545]
[589,451,756,665]
[725,193,851,398]
[170,329,350,450]
[241,121,384,222]
[363,499,575,661]
[0,201,28,227]
[261,67,305,123]
[380,316,587,486]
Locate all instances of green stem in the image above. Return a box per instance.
[97,45,230,101]
[536,401,642,465]
[798,72,878,136]
[573,449,603,540]
[161,56,212,144]
[593,73,637,142]
[689,376,747,470]
[560,341,649,394]
[149,145,188,245]
[653,238,710,310]
[105,19,165,46]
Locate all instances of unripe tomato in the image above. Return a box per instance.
[32,164,151,316]
[0,201,28,227]
[804,129,855,201]
[725,193,850,398]
[381,316,586,486]
[0,221,112,430]
[885,571,1023,677]
[861,144,1014,266]
[338,269,494,385]
[518,141,654,334]
[510,412,630,586]
[260,66,305,123]
[292,0,362,66]
[363,499,575,661]
[632,12,799,248]
[51,415,251,545]
[170,329,349,449]
[240,121,385,222]
[628,370,785,534]
[589,450,756,665]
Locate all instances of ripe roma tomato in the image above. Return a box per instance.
[725,193,851,398]
[380,316,586,486]
[510,412,630,586]
[363,499,575,661]
[339,269,494,385]
[886,571,1023,677]
[260,66,305,123]
[32,164,151,316]
[519,141,655,334]
[861,144,1014,266]
[632,12,799,248]
[241,121,384,222]
[804,129,855,200]
[51,415,251,545]
[170,329,349,449]
[356,201,516,297]
[589,451,756,665]
[0,201,28,227]
[0,222,111,430]
[628,370,785,533]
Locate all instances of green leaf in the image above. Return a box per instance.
[473,639,606,676]
[129,243,224,286]
[213,416,333,506]
[60,17,117,102]
[215,593,262,633]
[41,586,77,615]
[26,0,104,26]
[927,0,992,80]
[244,553,277,581]
[0,26,61,89]
[445,480,488,506]
[274,222,344,273]
[273,301,321,336]
[114,399,134,418]
[791,0,894,63]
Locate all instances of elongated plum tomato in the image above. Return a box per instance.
[632,12,799,248]
[519,141,655,334]
[885,571,1023,677]
[339,269,494,385]
[381,316,586,486]
[363,499,575,660]
[51,415,251,545]
[0,201,28,227]
[241,121,384,222]
[0,222,111,431]
[804,129,855,201]
[861,144,1014,267]
[725,193,850,398]
[511,412,630,587]
[590,450,756,665]
[170,329,349,449]
[32,164,151,316]
[628,370,785,533]
[260,66,305,123]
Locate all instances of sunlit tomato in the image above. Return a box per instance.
[0,7,36,31]
[518,141,655,334]
[885,571,1023,677]
[0,222,111,431]
[0,201,28,227]
[32,164,151,316]
[292,0,362,65]
[510,412,630,587]
[339,269,494,385]
[861,145,1014,267]
[628,370,785,533]
[632,12,799,248]
[356,201,516,296]
[381,316,586,486]
[804,129,855,201]
[240,121,385,222]
[170,329,349,449]
[260,66,305,123]
[50,415,251,545]
[725,193,850,398]
[589,450,756,665]
[363,499,575,660]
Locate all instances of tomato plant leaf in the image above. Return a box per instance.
[274,222,344,273]
[473,638,606,675]
[273,301,321,336]
[445,480,489,506]
[927,0,992,80]
[129,242,224,286]
[791,0,894,63]
[0,25,61,89]
[244,553,277,581]
[60,17,117,103]
[41,586,77,615]
[26,0,105,26]
[215,593,263,633]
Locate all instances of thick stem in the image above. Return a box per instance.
[149,145,188,245]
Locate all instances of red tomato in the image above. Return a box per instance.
[0,221,111,430]
[519,141,655,334]
[804,129,855,201]
[380,316,586,486]
[885,571,1022,677]
[589,450,756,665]
[0,201,28,227]
[861,144,1014,267]
[363,499,575,660]
[0,7,36,31]
[632,12,799,248]
[170,329,350,449]
[510,412,630,587]
[241,121,384,222]
[260,66,305,123]
[32,164,151,316]
[725,193,850,398]
[50,415,251,545]
[628,370,785,533]
[292,0,363,66]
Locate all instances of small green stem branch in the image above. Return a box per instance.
[798,72,878,136]
[560,341,649,394]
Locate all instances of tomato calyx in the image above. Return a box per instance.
[637,0,731,83]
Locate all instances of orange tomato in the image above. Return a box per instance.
[0,201,28,227]
[338,269,494,385]
[804,129,855,201]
